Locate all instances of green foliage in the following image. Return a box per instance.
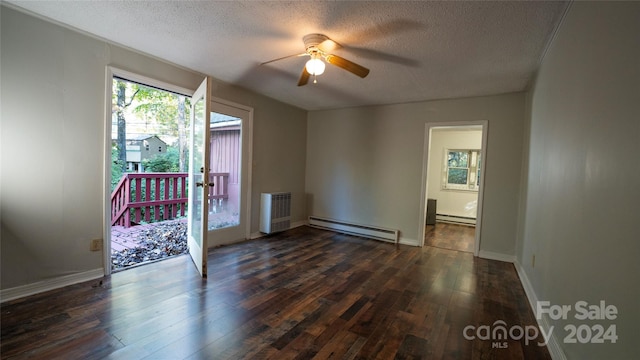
[447,168,469,184]
[128,84,191,139]
[111,145,125,191]
[113,78,190,172]
[447,151,469,168]
[142,146,182,172]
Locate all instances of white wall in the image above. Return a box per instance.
[0,6,307,290]
[208,81,308,235]
[306,93,525,251]
[427,129,482,219]
[517,2,640,359]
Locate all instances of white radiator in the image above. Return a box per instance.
[308,216,399,244]
[260,192,291,234]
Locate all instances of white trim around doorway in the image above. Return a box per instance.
[418,121,489,256]
[103,66,195,276]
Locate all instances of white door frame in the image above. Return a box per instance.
[103,69,254,274]
[103,66,194,276]
[418,120,489,256]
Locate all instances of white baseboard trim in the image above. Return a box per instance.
[0,268,104,303]
[354,237,419,247]
[399,237,420,247]
[290,220,307,229]
[478,250,515,263]
[250,221,419,247]
[249,219,308,240]
[514,260,566,360]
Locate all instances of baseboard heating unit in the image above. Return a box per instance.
[308,216,399,244]
[436,214,476,226]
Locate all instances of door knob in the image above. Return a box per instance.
[195,182,215,187]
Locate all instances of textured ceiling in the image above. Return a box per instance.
[5,1,569,111]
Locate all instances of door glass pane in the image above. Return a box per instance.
[208,112,241,231]
[190,98,205,246]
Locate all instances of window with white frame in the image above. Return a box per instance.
[442,149,481,191]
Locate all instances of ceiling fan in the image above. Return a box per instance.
[261,33,370,86]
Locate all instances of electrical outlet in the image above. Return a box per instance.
[90,239,103,251]
[532,254,536,268]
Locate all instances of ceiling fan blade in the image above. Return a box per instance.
[261,52,308,65]
[318,38,341,52]
[342,45,420,67]
[325,54,370,78]
[297,67,310,86]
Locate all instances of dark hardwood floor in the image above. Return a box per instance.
[1,226,549,359]
[425,223,475,253]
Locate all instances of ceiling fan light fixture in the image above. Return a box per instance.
[262,33,368,86]
[305,58,325,76]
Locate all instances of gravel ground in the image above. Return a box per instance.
[111,212,239,271]
[111,221,188,270]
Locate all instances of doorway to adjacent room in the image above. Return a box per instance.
[420,122,488,255]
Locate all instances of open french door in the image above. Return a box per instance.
[187,77,212,277]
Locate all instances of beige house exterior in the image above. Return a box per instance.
[125,135,167,172]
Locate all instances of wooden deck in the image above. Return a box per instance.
[1,226,550,359]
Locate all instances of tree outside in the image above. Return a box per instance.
[111,78,190,182]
